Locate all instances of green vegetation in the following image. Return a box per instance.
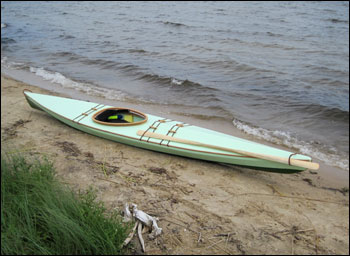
[1,152,129,255]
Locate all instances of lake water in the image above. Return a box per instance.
[1,1,349,171]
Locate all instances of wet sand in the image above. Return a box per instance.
[1,74,349,255]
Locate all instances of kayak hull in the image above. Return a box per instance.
[23,91,312,173]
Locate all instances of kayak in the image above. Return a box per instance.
[23,89,318,173]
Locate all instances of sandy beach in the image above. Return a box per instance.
[1,74,349,254]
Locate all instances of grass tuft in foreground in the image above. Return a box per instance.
[1,152,129,255]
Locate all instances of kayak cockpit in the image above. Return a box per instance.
[92,108,148,126]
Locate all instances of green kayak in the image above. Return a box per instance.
[23,89,318,173]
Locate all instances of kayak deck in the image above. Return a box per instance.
[23,90,313,173]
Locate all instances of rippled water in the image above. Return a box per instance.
[1,1,349,170]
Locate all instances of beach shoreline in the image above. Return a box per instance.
[1,74,349,254]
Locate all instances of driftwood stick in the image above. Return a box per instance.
[197,232,203,243]
[123,221,138,247]
[137,221,146,252]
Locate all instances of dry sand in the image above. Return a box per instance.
[1,74,349,255]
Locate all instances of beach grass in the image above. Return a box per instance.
[1,152,129,255]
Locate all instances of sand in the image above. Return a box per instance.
[1,74,349,255]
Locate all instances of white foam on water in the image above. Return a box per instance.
[1,56,8,64]
[1,57,25,69]
[171,78,183,85]
[232,119,349,171]
[29,67,125,100]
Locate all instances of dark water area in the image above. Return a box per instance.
[1,1,349,171]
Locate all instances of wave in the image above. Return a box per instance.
[308,65,349,78]
[127,48,161,56]
[50,51,79,58]
[43,53,237,103]
[162,21,188,27]
[1,37,16,44]
[127,48,147,54]
[48,52,125,70]
[2,57,126,101]
[191,57,276,74]
[1,57,26,69]
[215,35,302,52]
[136,72,219,93]
[266,31,283,37]
[232,119,349,171]
[48,52,161,72]
[1,56,8,65]
[1,23,7,29]
[278,102,350,123]
[327,18,348,24]
[29,67,125,100]
[56,34,76,40]
[131,71,228,108]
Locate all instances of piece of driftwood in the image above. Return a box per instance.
[123,202,132,222]
[137,221,146,252]
[123,221,139,247]
[122,203,163,251]
[131,203,162,239]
